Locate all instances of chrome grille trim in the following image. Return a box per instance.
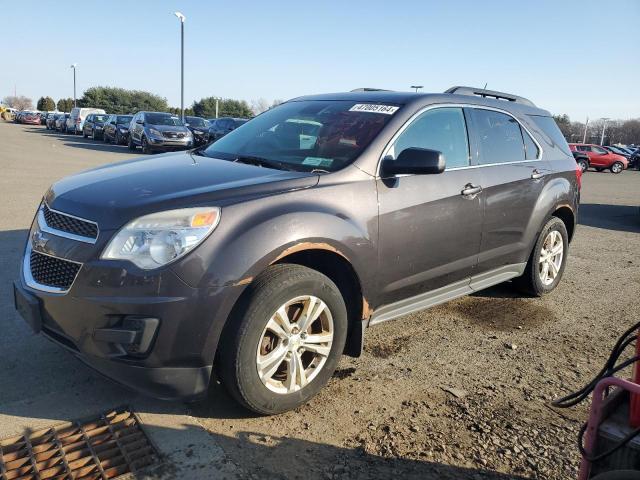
[23,242,83,294]
[38,202,99,244]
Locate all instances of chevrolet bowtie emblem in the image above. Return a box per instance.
[32,230,49,250]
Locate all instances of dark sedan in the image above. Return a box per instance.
[184,116,210,146]
[82,113,110,140]
[103,114,133,145]
[206,117,248,143]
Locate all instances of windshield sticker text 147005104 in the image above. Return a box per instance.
[348,104,399,115]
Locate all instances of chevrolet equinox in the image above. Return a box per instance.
[14,87,580,414]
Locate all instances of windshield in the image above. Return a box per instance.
[146,113,182,126]
[94,115,108,122]
[202,100,398,172]
[186,116,208,128]
[117,115,133,124]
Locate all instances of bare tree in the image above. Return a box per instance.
[3,95,33,110]
[251,98,271,115]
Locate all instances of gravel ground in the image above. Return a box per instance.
[1,122,639,479]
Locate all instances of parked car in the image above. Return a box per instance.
[206,117,248,142]
[45,113,58,130]
[128,111,193,153]
[66,107,106,135]
[103,114,133,145]
[21,111,41,125]
[82,113,110,140]
[569,143,628,173]
[13,86,580,415]
[55,113,70,132]
[184,116,210,146]
[603,145,631,159]
[573,151,590,172]
[629,148,640,170]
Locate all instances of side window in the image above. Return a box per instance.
[392,107,469,169]
[522,127,539,160]
[577,145,588,152]
[472,109,525,164]
[593,146,607,154]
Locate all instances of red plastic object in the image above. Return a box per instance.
[630,334,640,428]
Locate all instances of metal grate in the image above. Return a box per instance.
[0,408,158,480]
[30,252,81,290]
[161,132,185,139]
[43,205,98,240]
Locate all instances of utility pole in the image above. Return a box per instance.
[582,117,589,144]
[174,12,186,123]
[600,118,610,146]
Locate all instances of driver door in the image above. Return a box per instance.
[376,107,483,307]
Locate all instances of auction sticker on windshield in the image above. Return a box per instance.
[349,104,399,115]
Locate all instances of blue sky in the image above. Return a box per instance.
[3,0,639,120]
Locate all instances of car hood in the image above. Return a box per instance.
[46,152,318,230]
[148,124,189,133]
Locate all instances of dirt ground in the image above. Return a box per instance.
[1,122,639,479]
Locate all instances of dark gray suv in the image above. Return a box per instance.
[13,87,580,414]
[128,111,193,154]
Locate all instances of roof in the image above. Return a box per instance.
[290,89,550,116]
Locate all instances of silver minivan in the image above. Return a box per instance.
[66,107,106,134]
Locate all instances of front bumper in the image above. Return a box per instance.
[147,135,193,149]
[14,220,243,400]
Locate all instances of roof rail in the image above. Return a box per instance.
[444,86,536,107]
[350,87,393,92]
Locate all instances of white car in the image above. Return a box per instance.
[66,107,106,134]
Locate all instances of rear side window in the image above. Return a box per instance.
[392,107,470,168]
[522,129,539,160]
[529,115,571,156]
[472,109,525,164]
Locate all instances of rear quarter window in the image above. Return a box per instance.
[528,115,572,157]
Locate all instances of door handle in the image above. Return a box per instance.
[531,169,544,179]
[461,183,482,197]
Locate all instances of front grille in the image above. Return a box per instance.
[0,408,159,480]
[30,251,81,289]
[162,131,185,139]
[43,204,98,240]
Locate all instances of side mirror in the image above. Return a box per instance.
[136,119,144,125]
[381,148,446,177]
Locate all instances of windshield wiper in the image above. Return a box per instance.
[234,155,294,171]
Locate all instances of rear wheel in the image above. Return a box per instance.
[610,161,623,174]
[218,264,347,415]
[577,159,589,172]
[513,217,568,297]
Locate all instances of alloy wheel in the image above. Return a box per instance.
[611,162,623,174]
[256,295,334,394]
[538,230,563,286]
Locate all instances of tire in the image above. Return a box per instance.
[610,161,623,174]
[115,131,121,145]
[513,217,569,297]
[128,136,136,151]
[218,264,348,415]
[577,160,588,172]
[141,136,152,154]
[103,131,109,143]
[595,167,605,172]
[591,471,640,480]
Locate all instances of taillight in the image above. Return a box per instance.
[575,163,582,190]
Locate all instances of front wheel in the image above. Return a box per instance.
[127,136,136,151]
[141,136,152,154]
[610,161,624,174]
[218,264,348,415]
[513,217,569,297]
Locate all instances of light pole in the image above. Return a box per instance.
[70,64,77,107]
[410,85,423,93]
[174,12,186,123]
[214,96,222,118]
[600,118,610,146]
[582,116,589,143]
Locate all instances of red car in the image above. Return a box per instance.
[569,143,628,174]
[21,112,41,125]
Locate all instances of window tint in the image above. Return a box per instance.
[529,115,571,155]
[472,109,525,164]
[392,107,469,168]
[577,145,588,152]
[592,146,607,154]
[522,128,539,160]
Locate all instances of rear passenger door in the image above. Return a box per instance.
[377,107,484,306]
[470,108,548,274]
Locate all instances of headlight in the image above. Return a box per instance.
[101,207,221,269]
[119,127,128,133]
[149,128,163,137]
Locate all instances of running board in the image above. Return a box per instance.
[368,263,526,326]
